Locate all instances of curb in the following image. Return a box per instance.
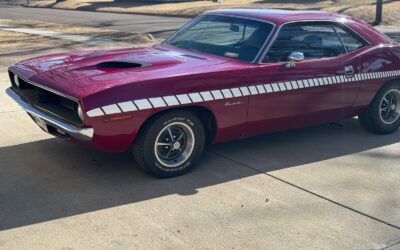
[25,5,193,19]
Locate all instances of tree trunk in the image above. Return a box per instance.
[375,0,383,25]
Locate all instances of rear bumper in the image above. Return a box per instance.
[6,87,93,141]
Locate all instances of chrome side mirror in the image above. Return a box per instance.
[286,52,304,68]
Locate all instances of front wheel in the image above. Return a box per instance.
[359,81,400,134]
[133,110,205,178]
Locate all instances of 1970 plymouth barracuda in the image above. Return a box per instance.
[6,9,400,177]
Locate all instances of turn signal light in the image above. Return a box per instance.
[103,114,134,122]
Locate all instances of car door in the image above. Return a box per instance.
[244,21,368,137]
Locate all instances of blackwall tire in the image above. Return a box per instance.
[359,81,400,134]
[133,110,205,178]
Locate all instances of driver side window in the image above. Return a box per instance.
[264,22,346,63]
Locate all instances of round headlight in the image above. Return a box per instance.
[13,75,20,88]
[78,105,84,122]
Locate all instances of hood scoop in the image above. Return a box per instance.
[96,61,151,69]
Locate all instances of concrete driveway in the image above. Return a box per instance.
[0,21,399,249]
[1,69,399,249]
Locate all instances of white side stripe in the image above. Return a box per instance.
[87,69,400,117]
[211,90,224,99]
[240,87,250,96]
[176,94,191,104]
[248,86,258,95]
[163,96,180,106]
[271,83,279,92]
[256,85,266,94]
[221,89,233,98]
[188,93,203,103]
[102,104,121,115]
[134,99,152,110]
[118,101,137,112]
[200,91,214,101]
[264,84,273,93]
[149,97,167,108]
[231,88,242,97]
[87,108,104,117]
[297,80,304,88]
[278,82,286,91]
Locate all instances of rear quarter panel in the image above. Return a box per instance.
[351,45,400,115]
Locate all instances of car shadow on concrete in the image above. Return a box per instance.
[209,118,400,172]
[0,118,398,231]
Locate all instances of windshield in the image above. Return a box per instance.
[163,15,275,62]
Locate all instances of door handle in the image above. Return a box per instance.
[344,66,355,77]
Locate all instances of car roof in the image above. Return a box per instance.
[205,9,348,25]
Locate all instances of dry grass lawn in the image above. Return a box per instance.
[0,19,156,43]
[0,20,155,72]
[0,29,119,71]
[31,0,400,26]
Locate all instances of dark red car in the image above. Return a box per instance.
[6,9,400,177]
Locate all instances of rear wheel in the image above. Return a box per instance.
[359,82,400,134]
[133,110,205,178]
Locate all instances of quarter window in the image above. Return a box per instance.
[265,23,347,63]
[334,25,367,52]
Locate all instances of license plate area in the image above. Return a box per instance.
[33,116,48,132]
[27,113,70,139]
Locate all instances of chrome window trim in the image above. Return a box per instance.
[332,23,370,53]
[162,15,202,45]
[163,13,277,64]
[258,19,371,64]
[9,68,79,102]
[331,24,349,53]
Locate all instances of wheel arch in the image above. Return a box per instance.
[370,78,400,105]
[358,77,400,134]
[134,105,218,145]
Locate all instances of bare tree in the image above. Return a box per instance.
[374,0,383,25]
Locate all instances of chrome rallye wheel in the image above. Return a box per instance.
[359,81,400,134]
[133,110,205,178]
[379,89,400,125]
[154,122,195,168]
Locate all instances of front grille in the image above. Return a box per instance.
[9,71,83,126]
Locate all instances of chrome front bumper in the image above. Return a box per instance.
[6,88,93,141]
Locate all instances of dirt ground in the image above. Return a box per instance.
[30,0,400,26]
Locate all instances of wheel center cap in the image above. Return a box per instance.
[391,104,396,110]
[173,142,180,150]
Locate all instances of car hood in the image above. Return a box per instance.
[10,44,232,98]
